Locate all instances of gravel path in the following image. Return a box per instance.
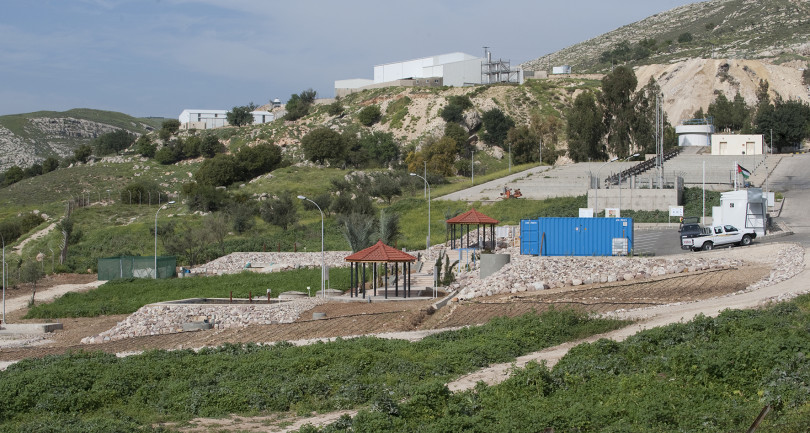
[3,280,104,316]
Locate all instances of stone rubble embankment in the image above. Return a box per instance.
[81,298,326,344]
[452,244,805,301]
[192,251,353,275]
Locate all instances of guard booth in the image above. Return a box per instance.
[711,188,767,237]
[520,217,634,256]
[98,255,177,280]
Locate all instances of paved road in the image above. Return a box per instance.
[634,228,683,256]
[768,153,810,247]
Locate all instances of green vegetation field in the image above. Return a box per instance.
[0,309,627,432]
[25,268,352,319]
[6,298,810,432]
[299,295,810,432]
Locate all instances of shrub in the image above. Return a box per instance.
[194,154,238,186]
[358,105,382,126]
[301,127,345,164]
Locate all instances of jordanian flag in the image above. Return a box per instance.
[737,164,751,179]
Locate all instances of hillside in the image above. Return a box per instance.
[521,0,810,73]
[637,58,810,123]
[0,109,164,171]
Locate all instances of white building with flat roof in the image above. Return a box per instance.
[335,51,522,97]
[711,134,765,155]
[179,109,276,130]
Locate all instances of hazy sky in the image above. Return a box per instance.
[0,0,697,118]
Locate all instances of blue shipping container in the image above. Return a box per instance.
[520,217,634,256]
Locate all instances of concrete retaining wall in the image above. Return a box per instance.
[588,188,681,211]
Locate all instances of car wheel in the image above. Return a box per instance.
[702,242,713,251]
[740,235,752,246]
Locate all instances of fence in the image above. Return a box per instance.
[98,256,177,280]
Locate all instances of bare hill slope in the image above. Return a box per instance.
[636,58,810,123]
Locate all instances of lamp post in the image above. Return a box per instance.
[409,173,431,259]
[618,153,640,212]
[594,157,618,216]
[298,195,325,298]
[154,201,175,279]
[1,233,5,324]
[471,150,475,185]
[508,142,512,173]
[106,189,111,203]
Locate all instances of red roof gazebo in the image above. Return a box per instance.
[345,240,417,299]
[446,208,499,250]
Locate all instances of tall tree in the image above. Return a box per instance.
[481,108,515,147]
[260,191,298,231]
[708,92,750,132]
[600,65,637,157]
[227,103,257,127]
[631,77,667,156]
[756,99,810,152]
[566,91,605,162]
[506,125,541,164]
[284,89,317,121]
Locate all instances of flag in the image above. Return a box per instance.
[737,164,750,179]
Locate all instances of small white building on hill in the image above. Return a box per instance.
[178,109,275,130]
[711,134,764,155]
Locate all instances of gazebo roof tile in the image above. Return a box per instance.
[345,240,417,263]
[446,208,499,225]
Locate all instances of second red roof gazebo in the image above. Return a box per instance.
[446,208,499,251]
[345,240,417,299]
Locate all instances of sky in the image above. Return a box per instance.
[0,0,698,118]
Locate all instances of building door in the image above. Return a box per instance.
[746,142,755,155]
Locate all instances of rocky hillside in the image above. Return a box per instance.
[522,0,810,73]
[0,109,162,171]
[638,58,810,123]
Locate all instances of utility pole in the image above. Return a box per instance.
[471,150,475,185]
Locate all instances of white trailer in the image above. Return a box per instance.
[711,188,767,237]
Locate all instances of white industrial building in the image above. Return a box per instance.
[178,109,276,130]
[335,50,523,97]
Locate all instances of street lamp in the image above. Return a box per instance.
[154,201,175,279]
[1,233,5,324]
[618,153,640,212]
[298,195,325,298]
[409,173,431,260]
[594,157,618,216]
[508,142,512,173]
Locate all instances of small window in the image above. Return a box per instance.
[434,79,439,83]
[715,227,722,234]
[724,225,738,232]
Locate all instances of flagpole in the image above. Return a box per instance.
[702,160,705,226]
[734,160,738,191]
